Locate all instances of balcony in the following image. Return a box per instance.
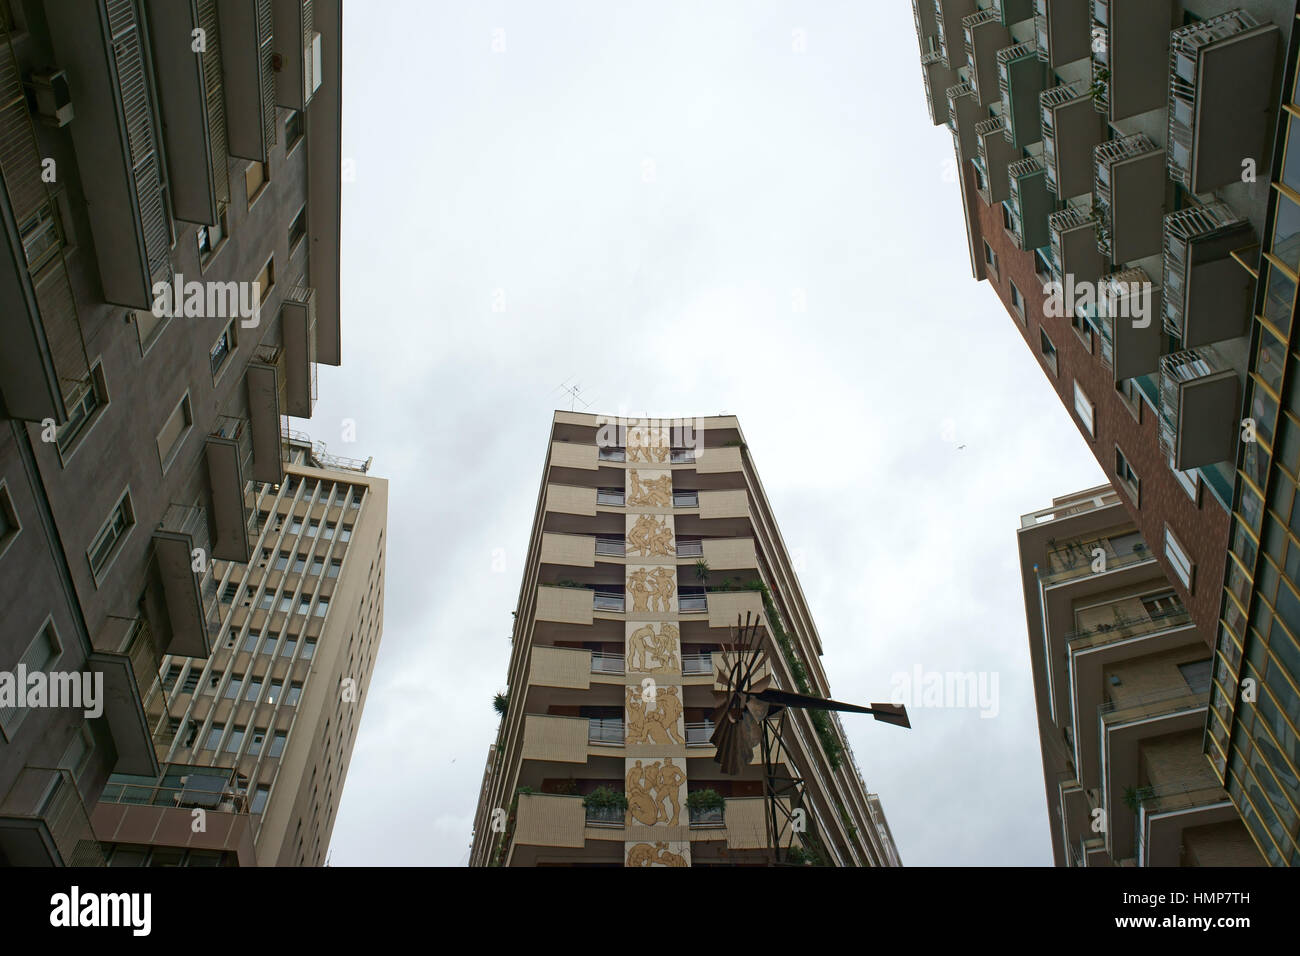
[685,718,715,743]
[1040,82,1105,199]
[87,615,162,777]
[994,0,1035,25]
[1090,267,1161,381]
[44,0,171,308]
[594,535,624,557]
[1158,347,1240,470]
[596,488,625,507]
[997,43,1046,151]
[0,31,92,424]
[272,0,321,110]
[244,345,288,484]
[1090,0,1172,122]
[919,52,959,127]
[217,0,278,161]
[947,81,981,163]
[593,588,625,612]
[913,0,939,56]
[1094,134,1165,264]
[962,9,1010,108]
[1134,782,1239,867]
[0,768,106,866]
[590,651,624,675]
[683,653,713,676]
[1006,155,1052,251]
[974,116,1015,205]
[1036,536,1152,587]
[152,503,222,658]
[689,806,725,829]
[587,717,625,746]
[1167,11,1279,194]
[597,446,626,462]
[1048,203,1105,288]
[143,0,230,224]
[584,804,624,828]
[281,285,317,418]
[673,491,700,508]
[676,538,704,558]
[669,447,696,464]
[1161,202,1254,349]
[932,0,978,68]
[1033,0,1090,68]
[205,415,257,562]
[678,592,708,613]
[1064,602,1192,652]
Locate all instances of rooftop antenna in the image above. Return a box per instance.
[554,378,594,412]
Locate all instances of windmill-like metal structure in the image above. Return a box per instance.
[710,612,909,865]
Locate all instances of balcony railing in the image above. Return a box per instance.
[1048,202,1102,286]
[596,489,625,506]
[1036,539,1152,585]
[1093,133,1159,260]
[1161,201,1253,348]
[598,446,626,461]
[1064,602,1192,650]
[997,42,1044,150]
[593,589,625,612]
[1088,267,1159,380]
[678,593,708,613]
[1158,346,1239,469]
[587,718,625,745]
[1007,154,1050,251]
[99,776,249,814]
[1039,82,1094,197]
[688,806,726,828]
[673,491,699,508]
[669,448,696,464]
[683,654,713,675]
[685,719,715,744]
[676,539,704,558]
[1090,0,1109,113]
[590,651,625,675]
[594,536,625,556]
[1100,682,1207,727]
[157,502,223,642]
[974,115,1009,204]
[584,804,624,827]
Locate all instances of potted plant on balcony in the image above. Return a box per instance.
[582,786,628,825]
[686,788,725,826]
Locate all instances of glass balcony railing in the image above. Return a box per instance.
[1064,602,1192,650]
[590,651,625,675]
[683,654,713,676]
[1036,538,1153,585]
[584,804,624,827]
[596,489,625,506]
[587,718,625,745]
[594,536,625,556]
[676,539,704,558]
[673,491,700,508]
[685,719,715,744]
[597,446,626,462]
[688,806,725,828]
[1100,682,1207,727]
[593,589,625,612]
[678,593,708,613]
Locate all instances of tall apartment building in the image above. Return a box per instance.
[915,0,1300,865]
[0,0,345,866]
[470,411,900,867]
[1018,485,1262,865]
[92,435,386,866]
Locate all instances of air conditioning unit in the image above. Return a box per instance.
[29,69,73,127]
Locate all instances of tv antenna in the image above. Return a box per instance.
[554,378,594,412]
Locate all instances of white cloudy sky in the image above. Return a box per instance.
[316,0,1106,866]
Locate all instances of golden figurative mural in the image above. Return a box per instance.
[625,622,680,673]
[626,469,673,508]
[625,841,689,867]
[626,425,671,464]
[625,513,675,558]
[625,757,687,826]
[626,566,676,615]
[625,684,685,746]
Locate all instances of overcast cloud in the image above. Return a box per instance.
[318,0,1106,866]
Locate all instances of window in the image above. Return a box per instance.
[1170,454,1199,502]
[1009,281,1025,322]
[1039,329,1058,375]
[278,595,292,613]
[163,664,182,691]
[289,206,307,253]
[221,582,238,604]
[259,592,274,611]
[1164,526,1194,590]
[88,491,134,581]
[289,518,303,535]
[307,520,320,536]
[1,621,61,736]
[251,784,271,814]
[181,669,200,694]
[268,731,287,758]
[297,595,311,615]
[59,725,94,780]
[243,629,260,653]
[133,307,168,354]
[983,240,998,277]
[274,551,290,572]
[292,553,307,573]
[245,160,268,205]
[285,110,304,151]
[282,636,298,657]
[224,674,243,699]
[156,393,193,472]
[286,682,302,706]
[1073,381,1095,437]
[302,638,317,661]
[323,522,335,540]
[309,557,324,575]
[256,256,274,304]
[225,725,245,753]
[340,526,352,543]
[204,724,225,751]
[1178,659,1212,694]
[55,364,108,459]
[1115,446,1139,502]
[349,490,363,509]
[249,728,267,756]
[268,679,283,703]
[197,207,228,265]
[0,482,19,560]
[209,321,236,379]
[245,676,262,702]
[206,670,223,693]
[1071,310,1095,351]
[327,560,341,579]
[315,596,329,618]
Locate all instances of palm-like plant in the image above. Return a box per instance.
[493,692,508,716]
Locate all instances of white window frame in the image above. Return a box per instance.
[87,489,134,584]
[1073,381,1095,438]
[1164,526,1194,591]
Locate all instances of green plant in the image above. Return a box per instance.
[493,692,508,716]
[694,559,710,586]
[686,788,725,812]
[582,786,628,811]
[553,780,578,796]
[554,578,583,589]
